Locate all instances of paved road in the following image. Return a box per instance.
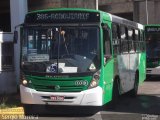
[28,77,160,120]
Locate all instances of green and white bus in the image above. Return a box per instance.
[18,8,146,112]
[145,24,160,76]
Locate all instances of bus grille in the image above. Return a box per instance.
[34,84,84,92]
[28,76,91,92]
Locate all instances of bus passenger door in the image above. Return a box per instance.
[102,24,114,103]
[128,29,139,90]
[118,26,131,93]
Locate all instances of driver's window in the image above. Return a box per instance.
[103,25,111,64]
[27,30,35,49]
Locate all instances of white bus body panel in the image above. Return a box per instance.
[147,67,160,75]
[20,85,103,106]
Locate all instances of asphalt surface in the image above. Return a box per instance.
[24,76,160,120]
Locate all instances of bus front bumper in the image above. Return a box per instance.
[20,85,103,106]
[146,67,160,75]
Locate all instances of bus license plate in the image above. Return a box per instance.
[50,96,64,101]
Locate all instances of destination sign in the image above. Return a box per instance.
[25,11,100,24]
[145,26,160,33]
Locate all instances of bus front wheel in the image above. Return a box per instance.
[111,78,120,108]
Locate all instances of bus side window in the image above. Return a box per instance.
[103,25,111,64]
[135,29,139,52]
[120,26,128,54]
[132,29,136,52]
[112,23,120,55]
[128,28,134,52]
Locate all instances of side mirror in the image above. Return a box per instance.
[13,30,18,43]
[104,55,112,65]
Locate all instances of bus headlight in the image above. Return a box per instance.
[88,70,100,89]
[20,73,29,86]
[22,79,28,86]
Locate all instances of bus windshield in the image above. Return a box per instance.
[21,26,100,74]
[146,33,160,59]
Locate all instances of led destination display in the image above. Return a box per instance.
[145,26,160,33]
[25,11,100,24]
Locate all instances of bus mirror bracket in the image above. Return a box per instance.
[13,24,23,44]
[13,30,18,44]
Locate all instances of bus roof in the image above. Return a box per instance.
[25,8,143,30]
[25,8,111,24]
[28,8,101,14]
[111,14,143,29]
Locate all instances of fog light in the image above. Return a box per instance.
[90,80,97,88]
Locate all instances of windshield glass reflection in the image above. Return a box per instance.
[21,26,100,74]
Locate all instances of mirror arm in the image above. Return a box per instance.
[14,23,24,30]
[13,23,24,44]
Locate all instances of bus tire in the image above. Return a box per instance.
[110,78,120,109]
[129,73,139,97]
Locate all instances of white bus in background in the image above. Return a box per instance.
[145,24,160,76]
